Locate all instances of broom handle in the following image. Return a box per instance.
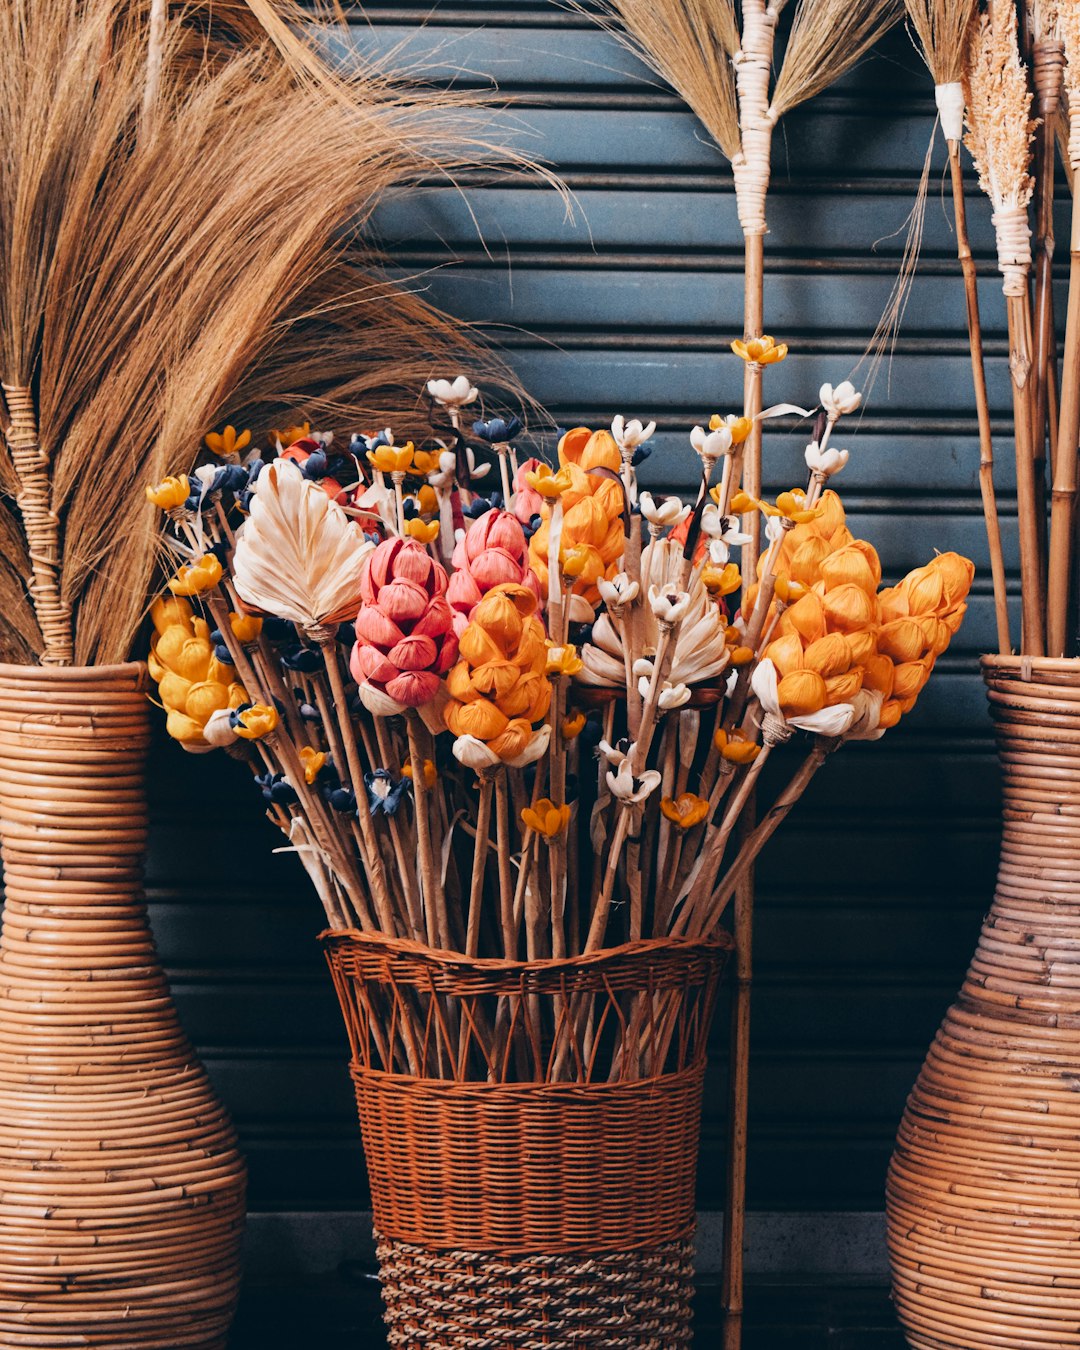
[947,143,1011,656]
[1006,289,1046,655]
[1047,192,1080,657]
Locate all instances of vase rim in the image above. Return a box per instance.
[981,653,1080,678]
[0,660,148,685]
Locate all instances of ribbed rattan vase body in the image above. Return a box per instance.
[0,662,245,1349]
[887,655,1080,1350]
[324,930,729,1349]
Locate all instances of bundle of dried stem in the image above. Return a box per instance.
[964,2,1043,654]
[0,0,533,668]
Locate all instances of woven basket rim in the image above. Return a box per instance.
[980,654,1080,678]
[320,927,733,974]
[0,660,148,683]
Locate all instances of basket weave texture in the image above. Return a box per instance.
[324,929,729,1347]
[0,662,246,1349]
[888,656,1080,1350]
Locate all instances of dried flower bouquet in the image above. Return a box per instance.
[147,357,973,980]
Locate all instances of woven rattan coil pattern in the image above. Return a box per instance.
[0,663,245,1349]
[376,1235,695,1348]
[888,656,1080,1350]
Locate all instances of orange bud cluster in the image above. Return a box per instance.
[445,583,552,761]
[758,492,973,728]
[529,429,625,606]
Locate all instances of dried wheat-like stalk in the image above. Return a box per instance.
[770,0,905,120]
[965,3,1043,655]
[0,0,539,667]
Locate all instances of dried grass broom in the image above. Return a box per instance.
[0,0,538,668]
[905,0,1011,654]
[964,2,1043,655]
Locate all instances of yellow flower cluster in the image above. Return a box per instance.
[148,597,247,746]
[445,583,553,761]
[528,428,625,605]
[757,492,972,728]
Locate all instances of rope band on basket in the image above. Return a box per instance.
[377,1235,695,1349]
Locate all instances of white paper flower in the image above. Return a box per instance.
[464,446,490,480]
[751,658,857,737]
[819,381,862,419]
[203,708,239,748]
[428,450,458,490]
[427,375,478,409]
[764,516,785,544]
[690,425,734,462]
[597,736,632,765]
[639,491,690,530]
[579,539,730,689]
[233,460,373,629]
[598,573,640,608]
[845,688,886,741]
[606,757,663,804]
[638,677,692,710]
[452,725,551,771]
[648,583,692,625]
[611,415,657,453]
[805,442,850,476]
[700,505,753,546]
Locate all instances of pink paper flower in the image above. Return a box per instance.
[513,458,544,527]
[351,539,457,708]
[446,510,542,635]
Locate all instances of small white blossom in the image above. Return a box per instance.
[632,657,655,680]
[606,757,663,804]
[611,415,657,453]
[597,736,632,765]
[427,375,478,409]
[819,381,862,420]
[690,424,734,463]
[428,450,458,490]
[701,505,753,545]
[804,441,849,477]
[751,658,856,737]
[597,573,641,608]
[464,446,490,480]
[453,727,550,771]
[648,583,692,625]
[764,515,785,544]
[638,678,692,710]
[639,491,690,530]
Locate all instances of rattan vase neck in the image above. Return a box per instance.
[0,662,245,1349]
[888,656,1080,1350]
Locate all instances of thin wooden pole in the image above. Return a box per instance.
[1007,289,1046,655]
[1048,191,1080,656]
[947,143,1011,655]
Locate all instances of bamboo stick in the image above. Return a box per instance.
[406,710,446,949]
[947,141,1011,655]
[465,774,495,957]
[1007,289,1046,655]
[1048,181,1080,656]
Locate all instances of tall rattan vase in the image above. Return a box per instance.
[887,655,1080,1350]
[0,662,246,1348]
[324,929,730,1349]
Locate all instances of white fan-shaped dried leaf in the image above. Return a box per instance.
[578,538,730,687]
[233,460,373,629]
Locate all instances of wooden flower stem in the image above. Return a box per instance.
[371,716,424,940]
[1048,185,1080,656]
[406,710,446,950]
[1007,289,1046,655]
[947,142,1010,655]
[494,769,516,960]
[465,772,495,957]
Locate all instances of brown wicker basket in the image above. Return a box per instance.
[323,929,730,1348]
[887,655,1080,1350]
[0,662,246,1348]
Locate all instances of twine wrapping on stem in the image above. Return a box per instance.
[991,206,1033,298]
[2,384,71,664]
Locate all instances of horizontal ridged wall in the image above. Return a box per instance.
[144,9,1029,1215]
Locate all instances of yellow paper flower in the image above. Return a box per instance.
[168,554,223,596]
[230,611,263,644]
[149,601,248,749]
[521,798,572,837]
[300,746,326,783]
[714,728,761,764]
[406,518,441,544]
[525,463,574,498]
[760,490,825,525]
[731,335,788,365]
[415,484,438,514]
[547,643,585,677]
[367,442,415,474]
[562,711,587,740]
[709,413,752,444]
[204,426,252,458]
[701,561,742,597]
[145,475,190,512]
[411,451,440,476]
[269,422,310,449]
[402,758,437,789]
[234,703,279,740]
[660,793,711,830]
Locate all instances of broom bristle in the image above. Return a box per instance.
[592,0,741,162]
[771,0,905,121]
[904,0,979,86]
[963,4,1036,211]
[0,0,545,666]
